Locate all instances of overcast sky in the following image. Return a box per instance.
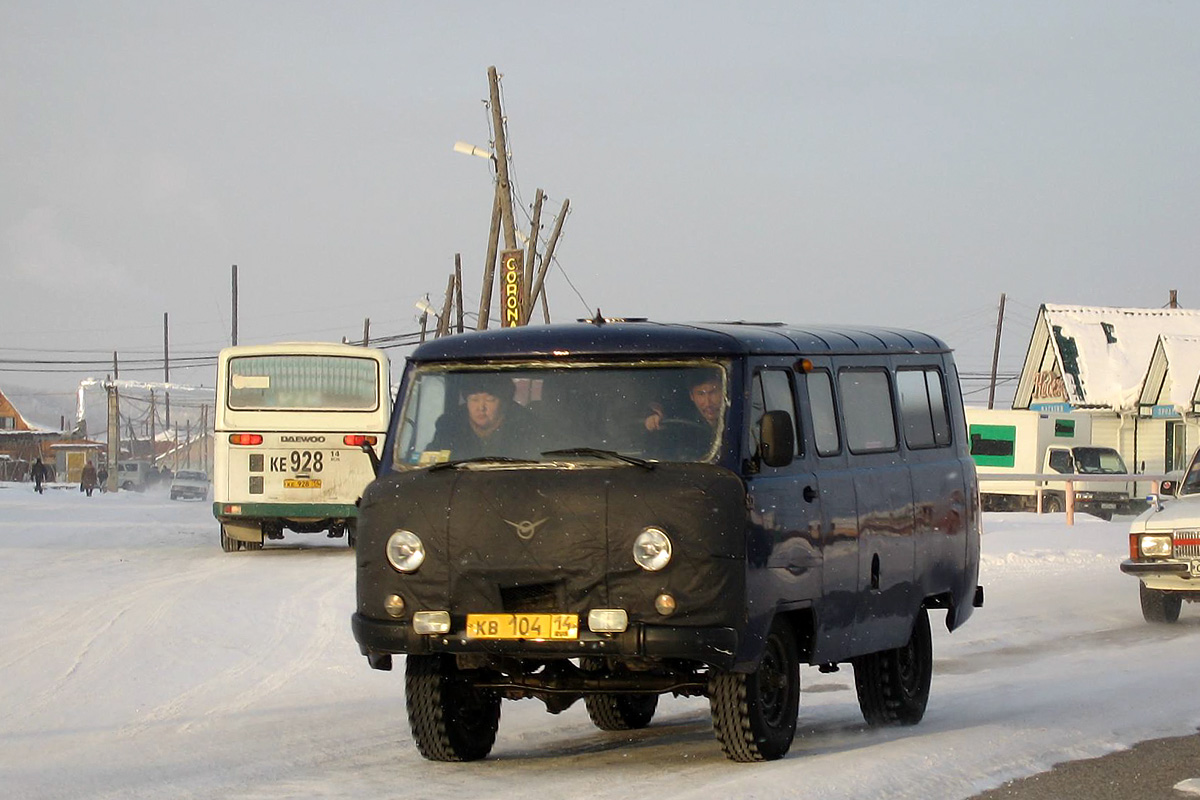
[3,1,1199,405]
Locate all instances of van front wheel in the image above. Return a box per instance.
[708,618,800,762]
[406,654,500,762]
[853,607,932,726]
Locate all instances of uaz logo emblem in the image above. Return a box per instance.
[503,518,548,540]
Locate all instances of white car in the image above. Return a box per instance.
[1122,458,1200,623]
[169,469,210,501]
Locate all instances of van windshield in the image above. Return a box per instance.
[391,362,728,468]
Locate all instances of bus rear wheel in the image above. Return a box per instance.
[219,526,239,552]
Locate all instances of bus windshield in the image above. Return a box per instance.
[392,362,728,467]
[227,354,380,411]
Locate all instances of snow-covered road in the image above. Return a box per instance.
[2,483,1198,799]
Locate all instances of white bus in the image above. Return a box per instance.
[213,342,390,552]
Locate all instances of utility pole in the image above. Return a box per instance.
[436,274,455,338]
[988,292,1007,410]
[487,66,517,250]
[520,189,544,324]
[149,390,156,468]
[477,193,501,330]
[362,317,370,347]
[419,308,429,343]
[201,404,208,473]
[185,420,192,468]
[106,351,119,492]
[529,198,569,322]
[1170,289,1179,308]
[454,254,464,334]
[231,264,239,346]
[163,312,170,428]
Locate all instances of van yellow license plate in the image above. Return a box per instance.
[466,613,578,640]
[283,478,322,489]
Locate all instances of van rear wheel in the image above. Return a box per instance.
[853,607,932,726]
[708,618,800,762]
[581,657,658,730]
[1140,582,1182,623]
[1043,495,1063,514]
[406,654,500,762]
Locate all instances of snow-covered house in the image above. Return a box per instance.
[1012,305,1200,477]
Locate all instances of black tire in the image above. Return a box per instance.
[242,539,264,551]
[122,480,134,491]
[1043,494,1063,514]
[709,617,800,762]
[219,526,238,553]
[406,654,500,762]
[580,657,658,730]
[1140,582,1182,624]
[853,607,933,727]
[346,522,357,550]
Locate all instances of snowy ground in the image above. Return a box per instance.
[2,482,1198,800]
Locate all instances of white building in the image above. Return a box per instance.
[1012,304,1200,479]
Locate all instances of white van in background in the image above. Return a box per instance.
[116,461,152,491]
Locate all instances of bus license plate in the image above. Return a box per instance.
[466,613,578,640]
[283,478,322,489]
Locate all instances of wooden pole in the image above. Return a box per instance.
[163,312,170,428]
[477,190,502,330]
[487,66,517,250]
[454,254,464,334]
[231,265,238,346]
[362,317,370,346]
[520,189,544,324]
[436,274,455,338]
[528,198,569,318]
[988,292,1006,410]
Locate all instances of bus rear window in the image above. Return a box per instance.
[228,355,379,411]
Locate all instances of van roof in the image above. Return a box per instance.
[409,321,950,362]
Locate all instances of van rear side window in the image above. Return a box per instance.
[838,369,897,453]
[896,368,952,449]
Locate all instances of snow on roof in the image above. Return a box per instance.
[1041,304,1200,411]
[1158,335,1200,412]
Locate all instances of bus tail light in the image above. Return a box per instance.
[344,434,378,447]
[229,433,264,446]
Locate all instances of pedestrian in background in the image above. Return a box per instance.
[31,458,46,494]
[81,460,98,497]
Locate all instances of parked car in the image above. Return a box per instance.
[170,469,210,501]
[1122,452,1200,622]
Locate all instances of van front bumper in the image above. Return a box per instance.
[351,612,739,670]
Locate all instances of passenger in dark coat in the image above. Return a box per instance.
[96,465,109,492]
[81,461,98,497]
[31,458,46,494]
[428,375,537,461]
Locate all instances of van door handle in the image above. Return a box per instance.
[803,485,816,503]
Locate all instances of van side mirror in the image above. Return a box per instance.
[759,410,795,468]
[361,442,381,477]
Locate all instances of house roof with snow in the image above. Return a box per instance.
[0,387,34,432]
[1137,334,1200,417]
[1013,305,1200,413]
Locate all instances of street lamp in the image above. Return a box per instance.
[453,141,493,160]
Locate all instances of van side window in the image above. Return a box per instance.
[896,367,952,449]
[750,368,800,457]
[805,369,841,456]
[838,369,897,454]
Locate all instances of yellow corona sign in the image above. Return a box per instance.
[501,249,524,327]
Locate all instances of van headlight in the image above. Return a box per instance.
[386,529,426,572]
[1139,534,1173,558]
[633,527,672,571]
